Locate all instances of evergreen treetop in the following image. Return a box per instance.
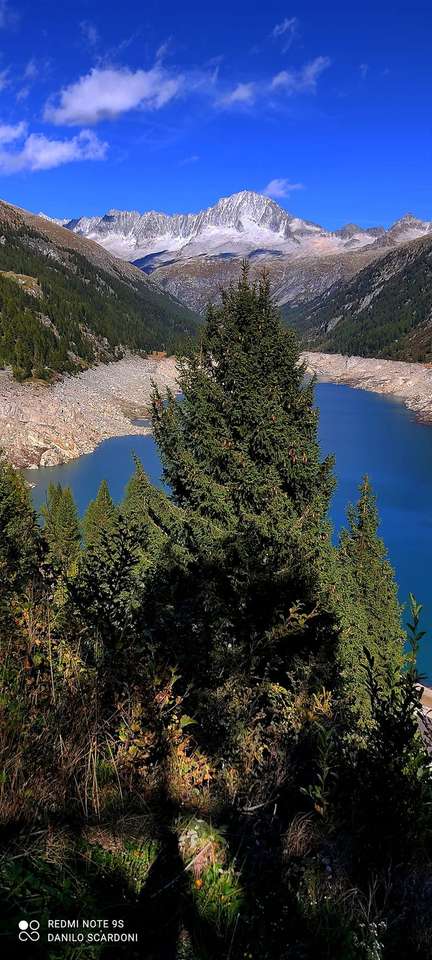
[150,268,338,680]
[0,455,39,598]
[41,483,81,575]
[83,479,117,551]
[337,476,404,719]
[153,266,334,528]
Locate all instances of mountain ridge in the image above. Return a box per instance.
[42,191,432,267]
[285,232,432,363]
[0,200,199,381]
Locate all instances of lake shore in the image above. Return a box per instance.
[0,355,178,469]
[302,352,432,424]
[2,351,432,470]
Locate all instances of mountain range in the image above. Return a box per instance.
[42,191,432,314]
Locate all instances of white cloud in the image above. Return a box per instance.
[263,178,304,199]
[360,63,368,79]
[219,82,256,107]
[0,127,107,173]
[45,65,183,126]
[0,120,27,143]
[80,20,99,47]
[272,16,298,50]
[0,68,9,91]
[272,56,331,94]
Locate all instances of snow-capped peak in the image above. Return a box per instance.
[44,193,432,269]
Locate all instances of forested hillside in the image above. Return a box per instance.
[0,203,198,381]
[284,233,432,361]
[1,271,431,959]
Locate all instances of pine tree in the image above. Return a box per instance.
[71,517,140,655]
[122,455,181,567]
[41,482,62,542]
[83,479,117,552]
[337,476,404,719]
[151,267,337,680]
[41,483,80,574]
[339,596,431,869]
[0,454,39,606]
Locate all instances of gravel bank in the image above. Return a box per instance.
[302,352,432,424]
[0,356,179,469]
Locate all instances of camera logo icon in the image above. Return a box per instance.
[18,919,40,942]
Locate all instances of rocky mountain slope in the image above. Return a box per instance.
[286,234,432,362]
[46,192,432,314]
[0,200,198,381]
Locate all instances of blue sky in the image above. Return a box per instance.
[0,0,431,227]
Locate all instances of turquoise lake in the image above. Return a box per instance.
[24,382,432,680]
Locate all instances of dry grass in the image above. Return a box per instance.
[284,813,318,859]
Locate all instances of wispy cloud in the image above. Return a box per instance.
[219,82,256,108]
[272,56,331,94]
[80,20,99,48]
[16,57,52,103]
[263,178,303,199]
[0,0,18,29]
[219,56,331,111]
[0,126,107,173]
[272,16,299,51]
[24,59,38,81]
[156,39,172,61]
[180,153,200,165]
[360,62,368,79]
[44,65,184,125]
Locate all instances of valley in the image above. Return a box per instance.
[2,193,432,471]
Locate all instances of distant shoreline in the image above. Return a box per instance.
[302,352,432,425]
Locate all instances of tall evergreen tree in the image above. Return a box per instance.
[151,267,337,681]
[337,476,404,719]
[71,517,140,655]
[41,483,80,575]
[0,455,39,615]
[122,455,181,567]
[83,479,117,552]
